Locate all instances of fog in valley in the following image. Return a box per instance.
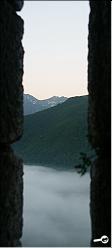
[22,165,91,247]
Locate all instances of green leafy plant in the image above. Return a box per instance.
[75,152,96,176]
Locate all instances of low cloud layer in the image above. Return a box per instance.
[22,166,91,247]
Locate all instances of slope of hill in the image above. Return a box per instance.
[24,94,67,115]
[14,95,92,169]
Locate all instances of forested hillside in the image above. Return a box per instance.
[14,95,92,169]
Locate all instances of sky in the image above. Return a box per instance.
[20,1,90,100]
[22,165,90,247]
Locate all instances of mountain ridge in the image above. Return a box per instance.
[24,94,67,115]
[14,95,92,169]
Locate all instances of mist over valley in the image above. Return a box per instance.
[22,165,90,247]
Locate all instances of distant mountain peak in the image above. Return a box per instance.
[24,94,67,115]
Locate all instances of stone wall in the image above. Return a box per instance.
[0,0,111,246]
[88,1,111,247]
[0,0,24,246]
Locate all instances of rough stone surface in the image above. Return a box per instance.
[7,0,24,11]
[0,147,23,246]
[0,0,24,144]
[88,1,111,151]
[88,1,111,247]
[0,0,24,246]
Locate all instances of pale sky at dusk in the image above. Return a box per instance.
[20,1,90,100]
